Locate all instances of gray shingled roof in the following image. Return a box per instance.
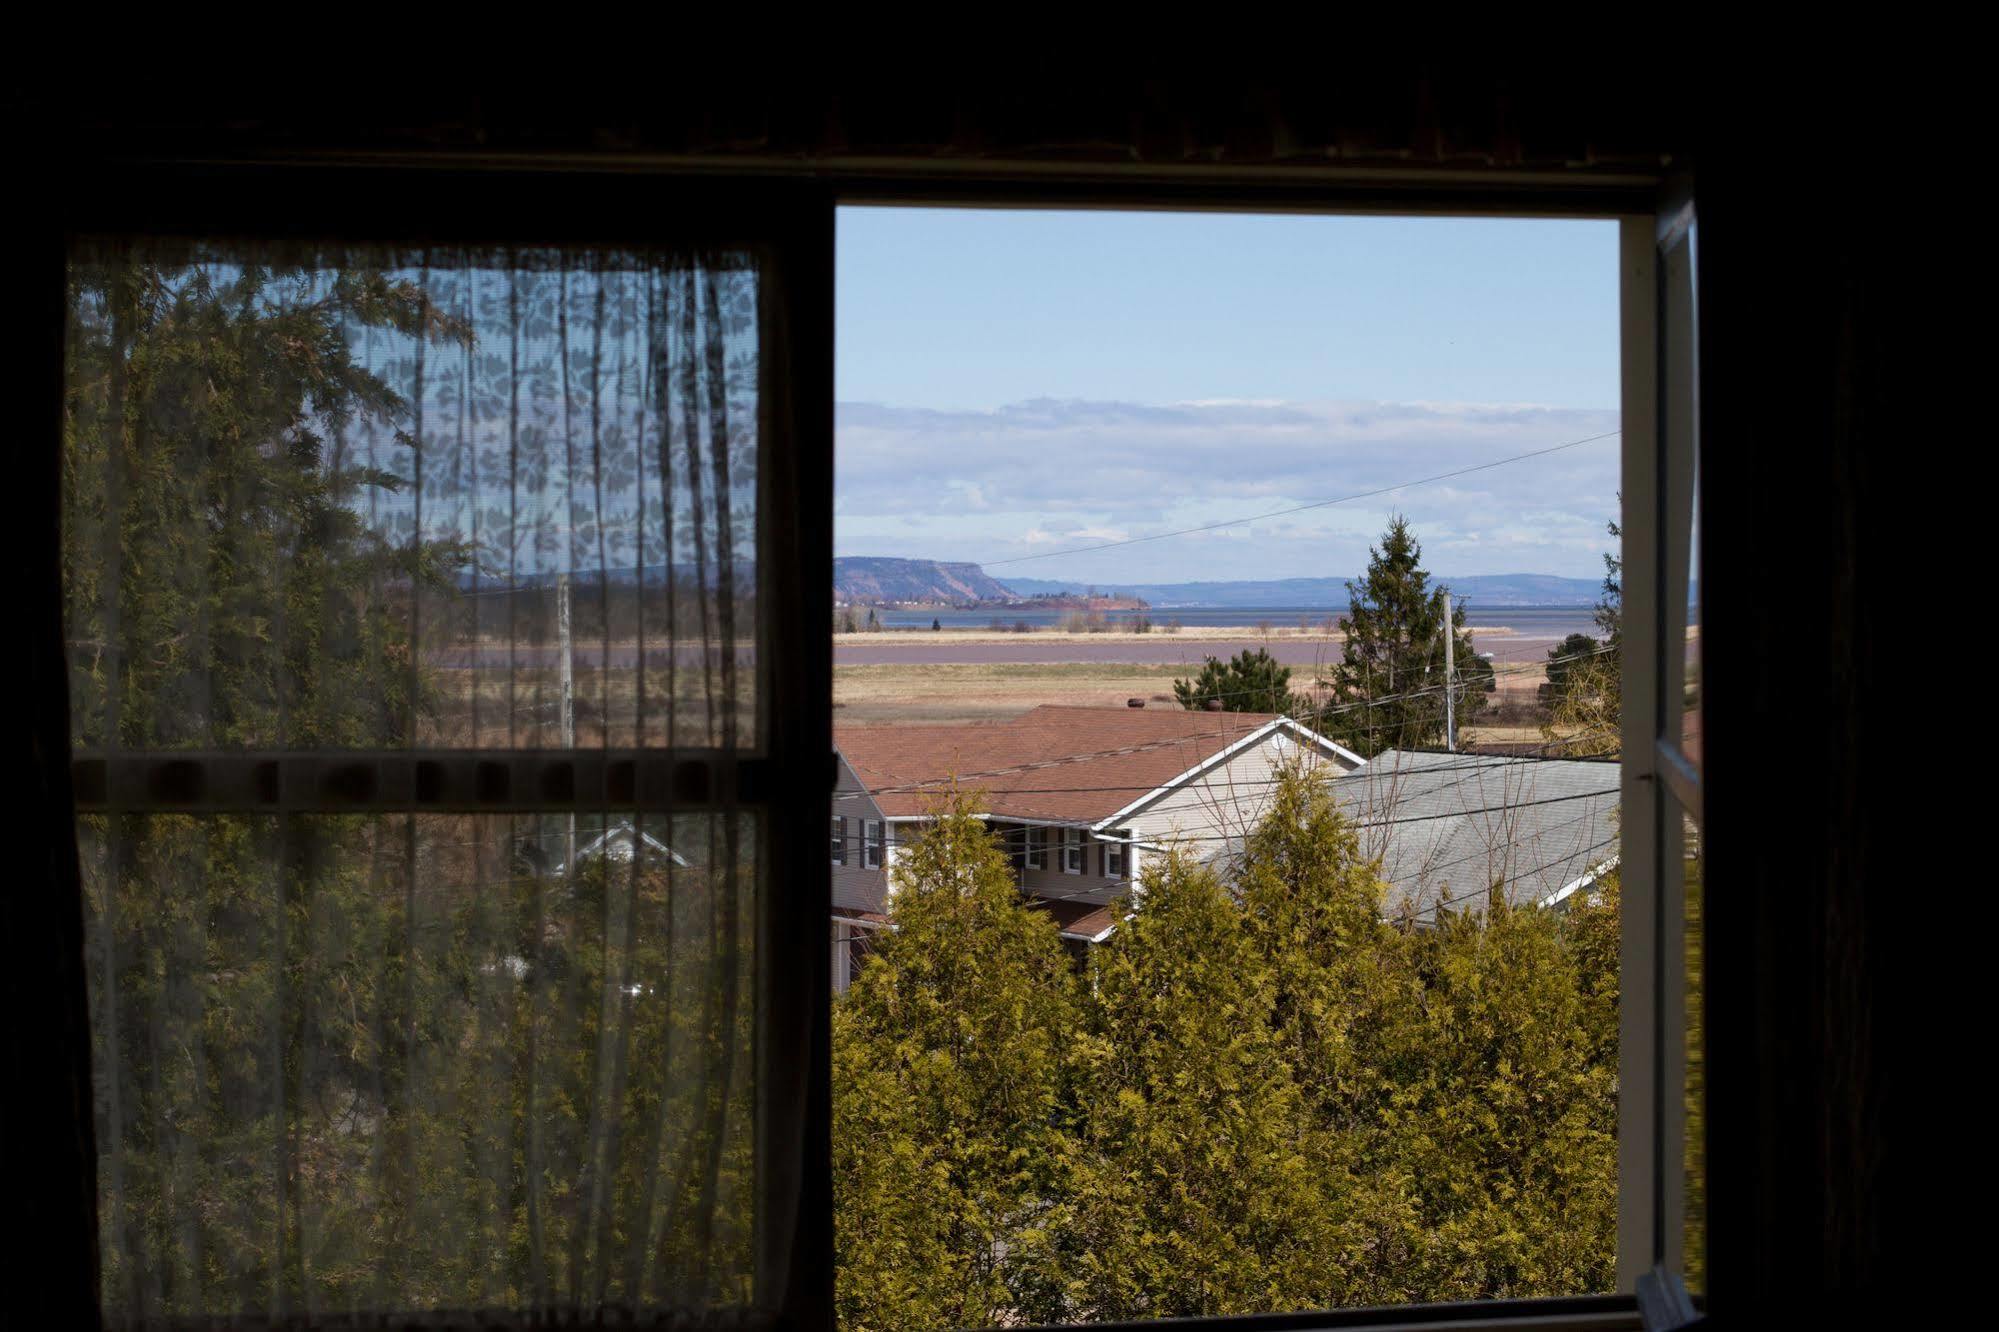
[1330,750,1620,918]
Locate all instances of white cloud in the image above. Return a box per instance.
[835,397,1620,581]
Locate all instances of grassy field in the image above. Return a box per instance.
[835,661,1191,725]
[834,656,1563,732]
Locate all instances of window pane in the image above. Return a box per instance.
[81,811,759,1319]
[1677,464,1702,773]
[1680,800,1706,1289]
[829,207,1627,1325]
[63,240,760,752]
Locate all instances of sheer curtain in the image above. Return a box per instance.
[64,239,767,1322]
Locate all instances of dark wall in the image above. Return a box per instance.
[1698,130,1926,1322]
[17,68,1929,1328]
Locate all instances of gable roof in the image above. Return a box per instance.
[837,705,1344,823]
[1332,749,1620,917]
[557,820,692,873]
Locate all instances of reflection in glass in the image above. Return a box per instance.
[81,812,759,1318]
[63,242,760,753]
[1682,806,1706,1289]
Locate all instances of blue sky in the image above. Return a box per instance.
[835,207,1621,583]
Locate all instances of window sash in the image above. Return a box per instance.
[831,815,847,866]
[1105,830,1128,879]
[1617,192,1702,1293]
[43,163,836,1332]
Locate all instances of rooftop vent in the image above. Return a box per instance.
[1127,698,1145,708]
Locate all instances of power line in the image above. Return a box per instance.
[981,430,1621,568]
[849,643,1621,793]
[860,738,1621,803]
[877,784,1617,848]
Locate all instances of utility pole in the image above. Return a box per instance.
[1443,589,1456,753]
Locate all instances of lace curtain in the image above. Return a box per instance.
[64,240,766,1322]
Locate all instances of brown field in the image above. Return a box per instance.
[835,661,1191,725]
[835,655,1562,732]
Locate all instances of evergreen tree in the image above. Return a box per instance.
[1543,632,1605,705]
[1235,762,1427,1302]
[832,795,1078,1331]
[1058,851,1343,1319]
[1321,517,1491,757]
[1172,646,1295,714]
[1541,516,1623,757]
[1395,891,1618,1299]
[1596,512,1624,644]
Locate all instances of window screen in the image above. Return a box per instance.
[63,237,785,1323]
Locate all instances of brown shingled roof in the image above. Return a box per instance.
[835,704,1286,823]
[1037,898,1121,942]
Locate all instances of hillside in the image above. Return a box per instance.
[834,557,1017,604]
[1001,572,1604,608]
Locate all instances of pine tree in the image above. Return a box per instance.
[1172,646,1295,714]
[1321,517,1491,757]
[1057,851,1344,1319]
[832,795,1078,1331]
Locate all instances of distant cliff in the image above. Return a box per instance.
[833,557,1018,604]
[1002,572,1606,608]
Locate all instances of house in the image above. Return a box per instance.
[561,820,693,873]
[829,752,891,992]
[1331,749,1621,920]
[832,704,1364,969]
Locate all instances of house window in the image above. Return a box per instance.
[831,815,848,865]
[1061,827,1084,874]
[1104,831,1127,879]
[863,819,885,870]
[1026,825,1047,870]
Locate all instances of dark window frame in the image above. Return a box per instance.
[23,149,1724,1332]
[31,160,834,1332]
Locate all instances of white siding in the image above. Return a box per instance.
[1119,729,1358,868]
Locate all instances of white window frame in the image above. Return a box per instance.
[1060,827,1084,875]
[830,815,847,866]
[862,819,884,870]
[1617,189,1703,1295]
[1025,825,1047,871]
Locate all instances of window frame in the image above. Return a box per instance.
[1026,824,1048,871]
[862,819,884,870]
[39,161,836,1332]
[1616,188,1704,1294]
[1061,826,1085,875]
[30,151,1712,1332]
[832,815,848,866]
